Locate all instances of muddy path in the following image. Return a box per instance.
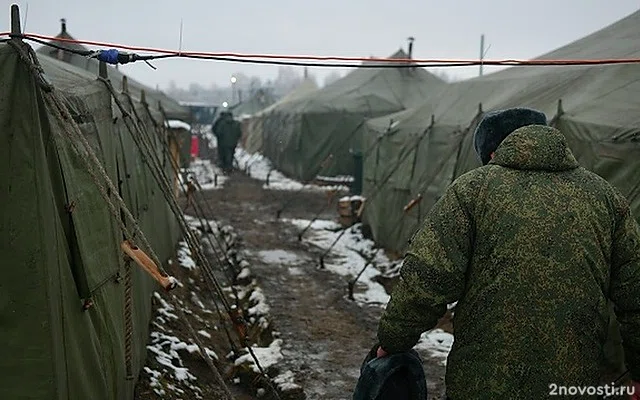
[196,170,447,399]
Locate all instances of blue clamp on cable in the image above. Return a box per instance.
[97,49,120,65]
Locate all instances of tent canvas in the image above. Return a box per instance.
[255,49,446,181]
[1,39,179,400]
[362,9,640,253]
[243,78,319,154]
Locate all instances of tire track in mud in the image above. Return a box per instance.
[199,171,447,399]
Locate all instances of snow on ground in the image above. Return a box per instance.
[181,158,227,190]
[176,241,196,270]
[283,217,456,365]
[283,219,396,305]
[234,339,284,373]
[235,147,349,192]
[166,119,192,131]
[255,249,308,266]
[415,329,454,366]
[182,213,305,396]
[144,292,204,398]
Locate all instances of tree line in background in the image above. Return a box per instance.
[165,66,452,106]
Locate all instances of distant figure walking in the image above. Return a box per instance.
[211,110,241,173]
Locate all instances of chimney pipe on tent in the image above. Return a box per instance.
[10,4,21,36]
[60,18,67,33]
[407,36,415,59]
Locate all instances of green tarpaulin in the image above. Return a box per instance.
[250,49,446,181]
[1,39,180,399]
[244,78,319,154]
[362,10,640,253]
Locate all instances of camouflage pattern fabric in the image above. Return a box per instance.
[377,125,640,399]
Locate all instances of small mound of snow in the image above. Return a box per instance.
[274,370,302,391]
[234,339,284,373]
[255,249,306,266]
[415,329,454,365]
[235,148,349,192]
[182,159,227,190]
[177,241,196,269]
[166,119,192,131]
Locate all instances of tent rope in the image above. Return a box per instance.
[294,123,384,239]
[9,39,268,399]
[124,259,134,379]
[316,122,435,267]
[100,77,282,398]
[139,95,245,313]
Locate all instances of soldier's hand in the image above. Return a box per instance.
[376,346,388,358]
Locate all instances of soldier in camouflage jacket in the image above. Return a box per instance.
[376,108,640,399]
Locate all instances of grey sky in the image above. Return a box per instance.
[2,0,639,89]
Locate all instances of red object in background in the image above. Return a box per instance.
[190,135,199,160]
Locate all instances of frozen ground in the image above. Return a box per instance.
[137,149,453,399]
[191,163,452,399]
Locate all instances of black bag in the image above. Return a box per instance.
[353,344,428,400]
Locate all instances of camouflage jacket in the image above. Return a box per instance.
[377,125,640,399]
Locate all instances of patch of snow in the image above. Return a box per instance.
[144,367,166,396]
[234,339,284,373]
[153,292,179,322]
[274,370,302,391]
[205,347,219,360]
[182,158,227,190]
[284,219,398,305]
[235,147,349,192]
[255,249,306,266]
[203,131,217,149]
[166,119,192,131]
[317,175,355,183]
[339,195,365,202]
[177,241,196,270]
[197,330,211,339]
[147,331,198,382]
[237,267,252,280]
[287,267,303,276]
[248,287,270,320]
[415,329,454,366]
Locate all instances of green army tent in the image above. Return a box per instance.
[35,19,192,122]
[233,87,278,119]
[362,9,640,253]
[243,78,319,153]
[256,49,446,182]
[1,36,180,399]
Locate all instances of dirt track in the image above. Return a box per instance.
[196,170,448,399]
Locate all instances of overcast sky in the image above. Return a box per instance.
[2,0,639,90]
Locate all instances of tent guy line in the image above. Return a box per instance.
[5,31,640,68]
